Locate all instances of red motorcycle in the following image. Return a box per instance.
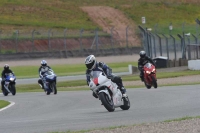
[143,63,157,89]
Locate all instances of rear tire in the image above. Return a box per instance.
[152,76,157,88]
[99,92,115,112]
[120,96,130,110]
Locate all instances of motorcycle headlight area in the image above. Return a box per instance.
[47,75,55,79]
[10,78,15,81]
[145,71,151,74]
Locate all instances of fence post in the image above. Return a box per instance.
[177,34,185,59]
[126,25,129,49]
[192,34,198,59]
[64,28,67,51]
[48,29,52,51]
[162,34,169,60]
[170,35,176,61]
[32,30,35,52]
[79,28,84,52]
[15,30,19,53]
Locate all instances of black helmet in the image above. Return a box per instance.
[41,60,47,67]
[139,51,146,58]
[85,55,97,70]
[4,64,9,70]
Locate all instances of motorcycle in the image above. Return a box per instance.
[89,71,130,112]
[1,73,16,96]
[143,63,157,89]
[42,69,57,95]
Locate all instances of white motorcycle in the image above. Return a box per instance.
[89,71,130,112]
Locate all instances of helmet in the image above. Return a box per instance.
[139,51,146,58]
[85,55,97,70]
[4,64,9,70]
[41,60,47,67]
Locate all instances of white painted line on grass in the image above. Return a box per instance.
[0,101,15,112]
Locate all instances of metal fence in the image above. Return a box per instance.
[138,19,200,61]
[0,26,140,55]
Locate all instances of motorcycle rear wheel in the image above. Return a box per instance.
[2,88,8,96]
[99,92,115,112]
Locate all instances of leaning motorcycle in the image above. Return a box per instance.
[143,63,157,89]
[42,69,57,95]
[1,73,16,96]
[89,71,130,112]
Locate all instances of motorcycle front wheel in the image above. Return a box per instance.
[151,76,157,88]
[10,84,16,95]
[50,82,57,95]
[99,92,115,112]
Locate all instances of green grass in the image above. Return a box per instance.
[0,0,200,37]
[0,100,10,109]
[5,62,137,78]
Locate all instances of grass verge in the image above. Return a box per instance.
[0,100,10,109]
[8,62,137,79]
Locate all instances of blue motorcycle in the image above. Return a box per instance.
[42,69,57,95]
[2,73,16,96]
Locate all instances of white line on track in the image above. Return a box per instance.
[0,101,15,112]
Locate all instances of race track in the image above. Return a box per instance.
[0,85,200,133]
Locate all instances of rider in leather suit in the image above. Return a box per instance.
[85,55,126,98]
[138,51,156,82]
[38,60,52,89]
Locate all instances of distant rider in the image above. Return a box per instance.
[85,55,126,99]
[1,64,14,90]
[38,60,52,89]
[138,51,156,82]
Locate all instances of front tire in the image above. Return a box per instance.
[120,96,130,110]
[144,80,151,89]
[10,84,16,95]
[99,92,115,112]
[50,82,57,95]
[152,76,157,88]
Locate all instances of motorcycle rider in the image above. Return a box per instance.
[1,64,14,90]
[85,55,126,99]
[38,60,52,90]
[138,51,156,82]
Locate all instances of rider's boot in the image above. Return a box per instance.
[92,92,98,99]
[140,76,144,82]
[120,86,126,94]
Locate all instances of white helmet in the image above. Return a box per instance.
[85,55,96,70]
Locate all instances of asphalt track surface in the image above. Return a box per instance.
[0,85,200,133]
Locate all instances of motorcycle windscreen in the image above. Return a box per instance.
[144,63,154,70]
[90,71,107,85]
